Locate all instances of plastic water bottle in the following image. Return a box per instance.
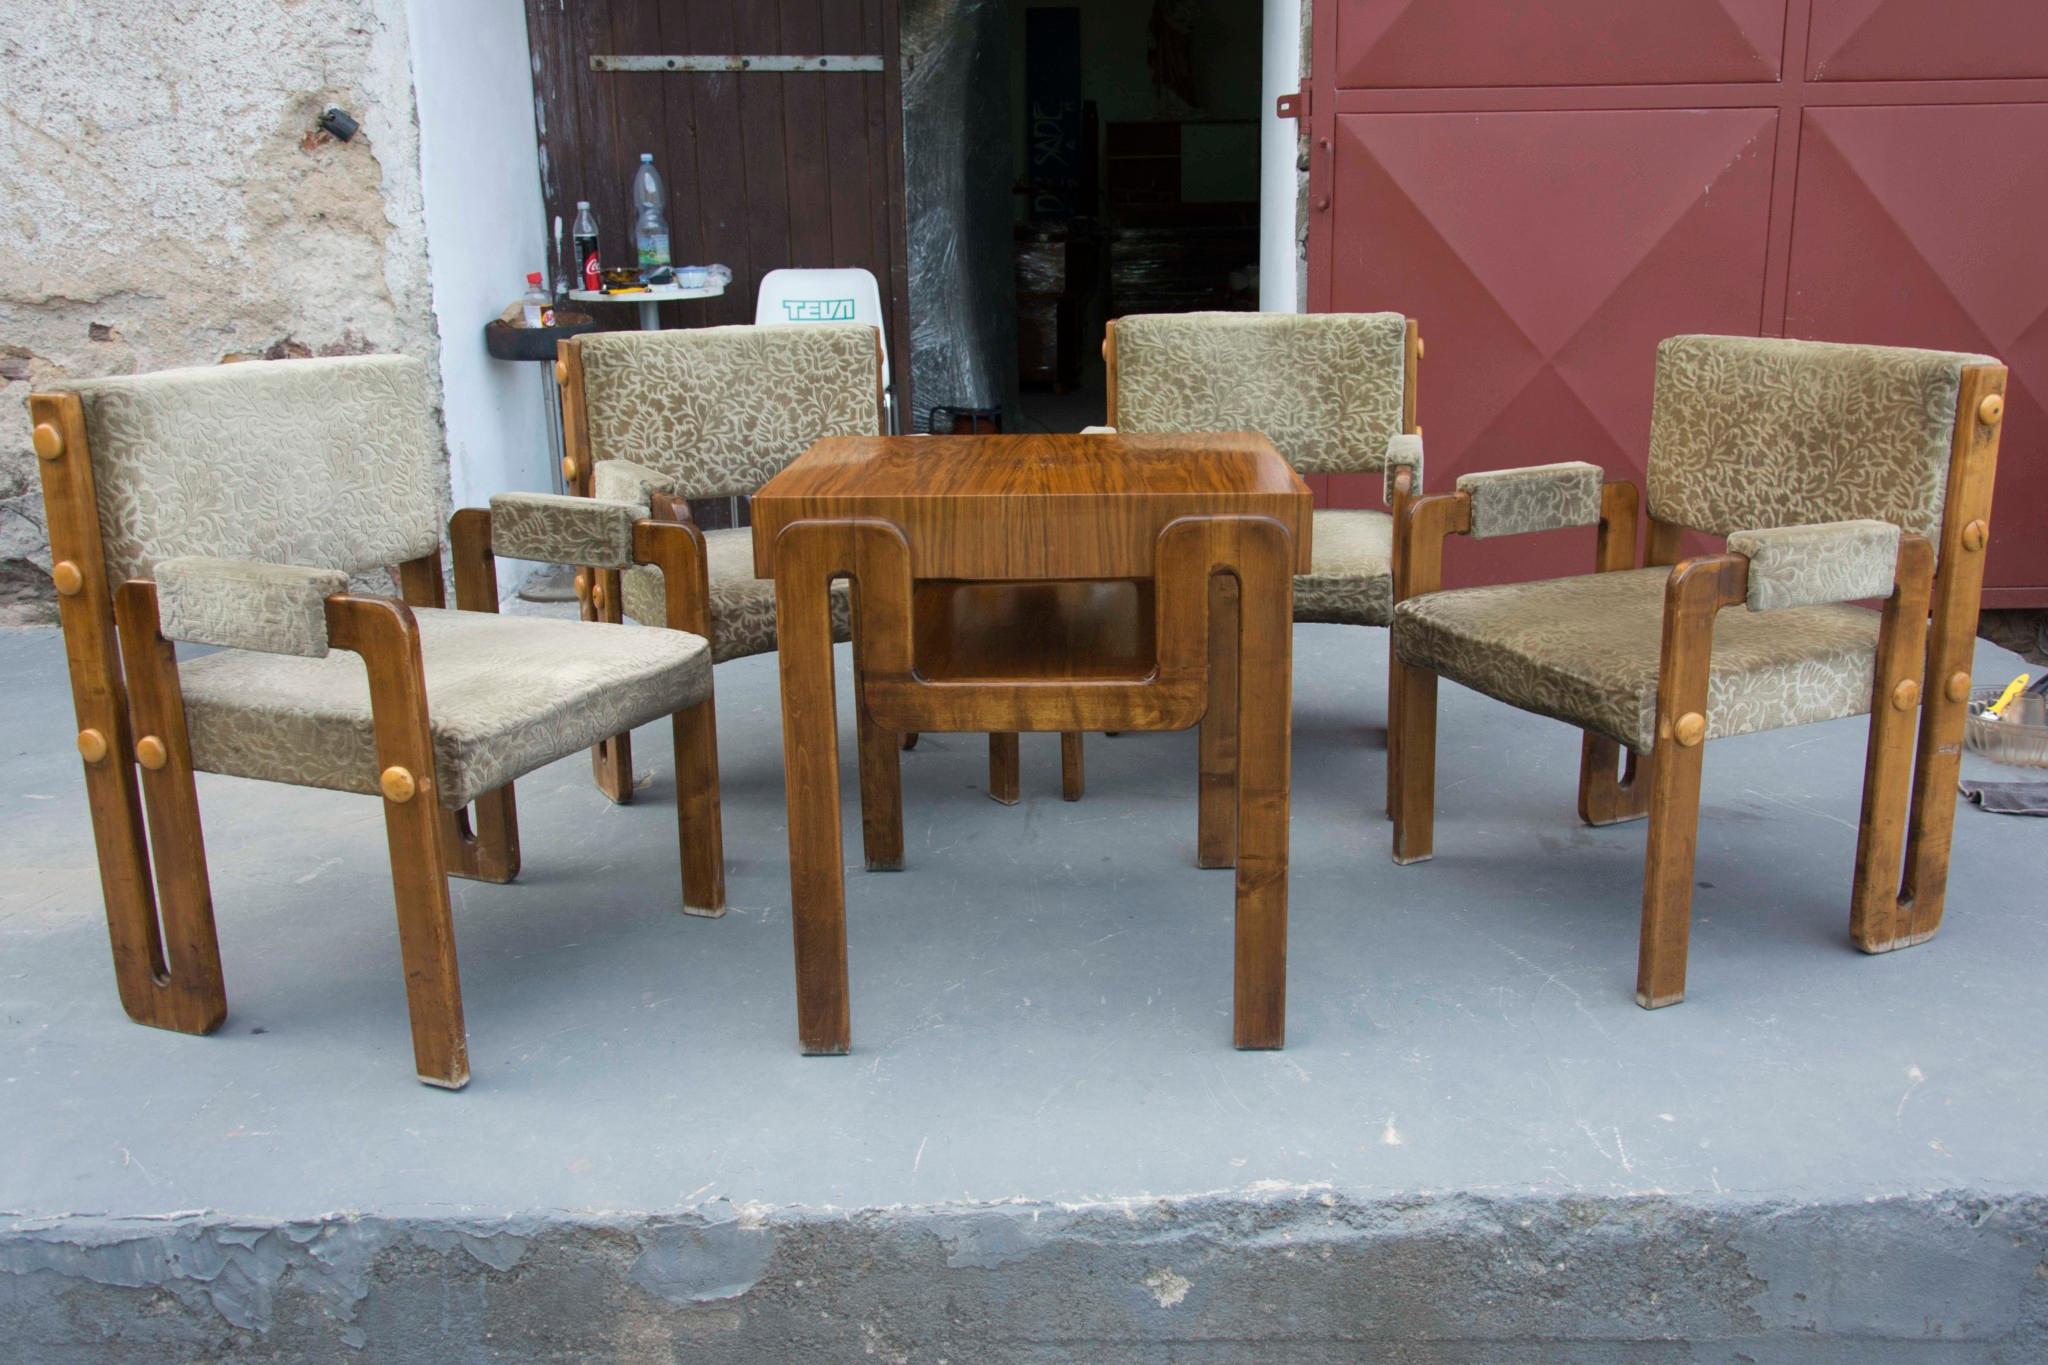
[631,153,671,273]
[521,272,550,327]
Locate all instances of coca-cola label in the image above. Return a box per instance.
[579,242,601,291]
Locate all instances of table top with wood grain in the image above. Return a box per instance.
[750,432,1314,581]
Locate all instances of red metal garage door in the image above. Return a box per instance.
[1306,0,2048,602]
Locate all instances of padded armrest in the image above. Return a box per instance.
[1454,461,1604,540]
[489,492,646,569]
[1382,431,1424,503]
[155,556,349,658]
[1727,519,1902,612]
[589,458,678,507]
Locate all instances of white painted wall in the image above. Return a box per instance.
[1259,0,1303,312]
[407,0,552,596]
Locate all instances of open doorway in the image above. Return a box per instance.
[1006,1,1265,433]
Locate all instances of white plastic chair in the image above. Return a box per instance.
[755,268,897,433]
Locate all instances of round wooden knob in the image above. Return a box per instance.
[1415,337,1425,361]
[554,358,569,385]
[1100,339,1109,361]
[51,561,83,596]
[562,456,579,484]
[1960,519,1988,552]
[573,570,589,601]
[31,422,64,460]
[1674,712,1706,747]
[76,728,108,763]
[591,581,606,611]
[380,765,417,803]
[1946,671,1972,703]
[135,735,167,770]
[1979,393,2004,426]
[1891,678,1920,711]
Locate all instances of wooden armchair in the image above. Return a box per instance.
[1387,335,2006,1007]
[555,322,1019,816]
[29,355,724,1088]
[1071,310,1422,835]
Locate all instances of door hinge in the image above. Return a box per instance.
[1276,90,1310,120]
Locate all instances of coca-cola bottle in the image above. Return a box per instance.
[572,201,601,291]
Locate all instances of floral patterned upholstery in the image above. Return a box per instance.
[1646,335,1996,540]
[1296,509,1394,627]
[1112,311,1409,477]
[621,527,852,664]
[1393,568,1881,752]
[60,355,444,582]
[1456,462,1604,540]
[178,608,712,809]
[1110,312,1410,629]
[490,492,645,570]
[1729,520,1902,613]
[154,557,349,658]
[575,324,880,500]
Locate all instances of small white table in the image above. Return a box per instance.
[568,281,726,331]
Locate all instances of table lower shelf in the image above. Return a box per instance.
[911,579,1158,684]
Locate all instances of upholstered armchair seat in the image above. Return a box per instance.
[621,525,852,664]
[1295,507,1394,627]
[1393,567,1881,752]
[179,606,710,809]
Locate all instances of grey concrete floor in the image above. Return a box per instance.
[4,620,2047,1359]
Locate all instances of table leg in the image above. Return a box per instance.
[1197,573,1240,868]
[638,300,660,331]
[1232,557,1291,1050]
[852,586,904,871]
[775,541,852,1054]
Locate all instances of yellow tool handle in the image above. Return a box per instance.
[1987,673,2031,717]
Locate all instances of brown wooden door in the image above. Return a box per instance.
[526,0,912,407]
[1307,0,2048,604]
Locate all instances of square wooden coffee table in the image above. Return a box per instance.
[753,432,1311,1054]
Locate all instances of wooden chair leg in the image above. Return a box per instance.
[1850,536,1936,952]
[585,567,635,804]
[987,732,1020,805]
[674,695,727,915]
[1233,560,1292,1050]
[1636,727,1706,1009]
[1198,572,1239,867]
[1385,631,1402,822]
[855,682,905,872]
[1389,656,1440,865]
[1578,734,1652,826]
[1635,554,1745,1010]
[1060,731,1085,801]
[329,596,468,1088]
[440,789,521,884]
[110,582,227,1035]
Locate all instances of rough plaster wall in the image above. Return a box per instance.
[0,0,438,623]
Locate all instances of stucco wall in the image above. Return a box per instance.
[0,0,439,622]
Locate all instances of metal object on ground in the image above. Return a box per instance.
[1966,686,2048,768]
[590,54,882,73]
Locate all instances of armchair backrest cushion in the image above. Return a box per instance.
[62,354,442,582]
[1645,334,1998,540]
[575,323,880,500]
[1112,311,1408,477]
